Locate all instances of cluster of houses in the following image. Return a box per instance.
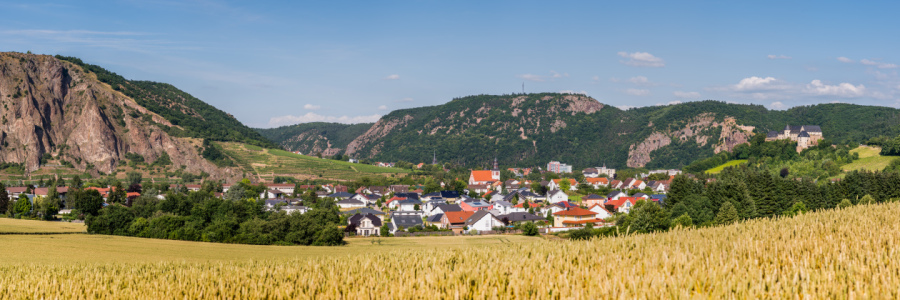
[4,160,676,237]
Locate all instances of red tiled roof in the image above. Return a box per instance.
[553,207,597,217]
[444,211,475,224]
[513,202,542,208]
[552,179,577,185]
[606,197,637,209]
[585,178,609,185]
[470,170,495,182]
[562,218,607,224]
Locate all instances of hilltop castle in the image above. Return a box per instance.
[766,125,823,152]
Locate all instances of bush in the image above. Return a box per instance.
[672,213,693,228]
[521,222,539,236]
[838,199,853,209]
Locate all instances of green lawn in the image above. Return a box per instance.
[218,142,410,182]
[706,159,748,174]
[842,146,895,172]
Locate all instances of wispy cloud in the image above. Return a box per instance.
[860,59,898,69]
[837,57,854,63]
[384,74,400,80]
[550,71,569,78]
[303,104,321,110]
[0,28,193,54]
[517,73,545,82]
[268,113,382,126]
[673,91,701,98]
[394,97,414,103]
[624,88,650,96]
[377,105,388,110]
[617,51,665,67]
[767,54,792,60]
[627,76,656,86]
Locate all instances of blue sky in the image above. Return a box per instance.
[2,1,898,128]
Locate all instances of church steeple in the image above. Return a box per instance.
[492,157,499,170]
[432,150,437,165]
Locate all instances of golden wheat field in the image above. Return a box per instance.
[3,202,900,298]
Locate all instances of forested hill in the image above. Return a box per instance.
[261,94,900,170]
[55,56,276,149]
[256,122,373,157]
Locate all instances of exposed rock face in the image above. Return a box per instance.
[0,52,239,181]
[626,114,754,167]
[345,114,414,156]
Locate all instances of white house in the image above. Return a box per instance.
[491,200,514,215]
[548,179,578,191]
[588,204,613,219]
[282,205,309,215]
[464,210,505,232]
[336,198,366,209]
[547,190,569,204]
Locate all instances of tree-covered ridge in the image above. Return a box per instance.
[256,122,372,154]
[54,55,277,149]
[260,95,900,170]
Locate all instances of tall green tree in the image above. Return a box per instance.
[714,202,739,225]
[0,182,9,215]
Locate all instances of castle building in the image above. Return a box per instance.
[766,125,823,152]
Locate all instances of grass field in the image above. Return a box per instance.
[3,202,900,298]
[842,145,895,172]
[218,142,409,182]
[705,159,748,174]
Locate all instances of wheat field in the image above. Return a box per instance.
[3,202,900,298]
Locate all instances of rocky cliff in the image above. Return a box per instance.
[0,52,240,180]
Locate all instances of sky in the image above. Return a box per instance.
[1,1,899,128]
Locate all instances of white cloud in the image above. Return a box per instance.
[550,71,569,78]
[384,74,400,80]
[628,76,654,86]
[624,88,650,96]
[517,73,545,82]
[668,100,683,105]
[837,57,854,63]
[770,101,787,110]
[732,76,789,91]
[303,104,321,110]
[377,105,388,110]
[268,113,382,127]
[860,59,898,69]
[805,80,866,97]
[617,105,636,110]
[394,97,414,103]
[673,91,701,98]
[767,54,792,60]
[617,51,665,67]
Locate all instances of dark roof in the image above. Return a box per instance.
[798,131,810,138]
[336,198,365,205]
[633,193,648,198]
[492,200,512,207]
[500,212,545,223]
[394,193,420,200]
[341,207,385,215]
[392,215,423,228]
[583,168,598,173]
[439,191,460,198]
[583,194,604,200]
[423,192,442,197]
[328,192,355,198]
[349,213,382,227]
[767,130,779,138]
[264,199,290,206]
[802,125,822,133]
[436,204,462,212]
[464,210,496,225]
[426,213,444,223]
[607,191,625,198]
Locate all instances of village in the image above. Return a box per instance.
[1,158,679,237]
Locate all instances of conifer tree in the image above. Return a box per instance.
[714,202,739,225]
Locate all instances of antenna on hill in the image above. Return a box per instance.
[522,82,525,94]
